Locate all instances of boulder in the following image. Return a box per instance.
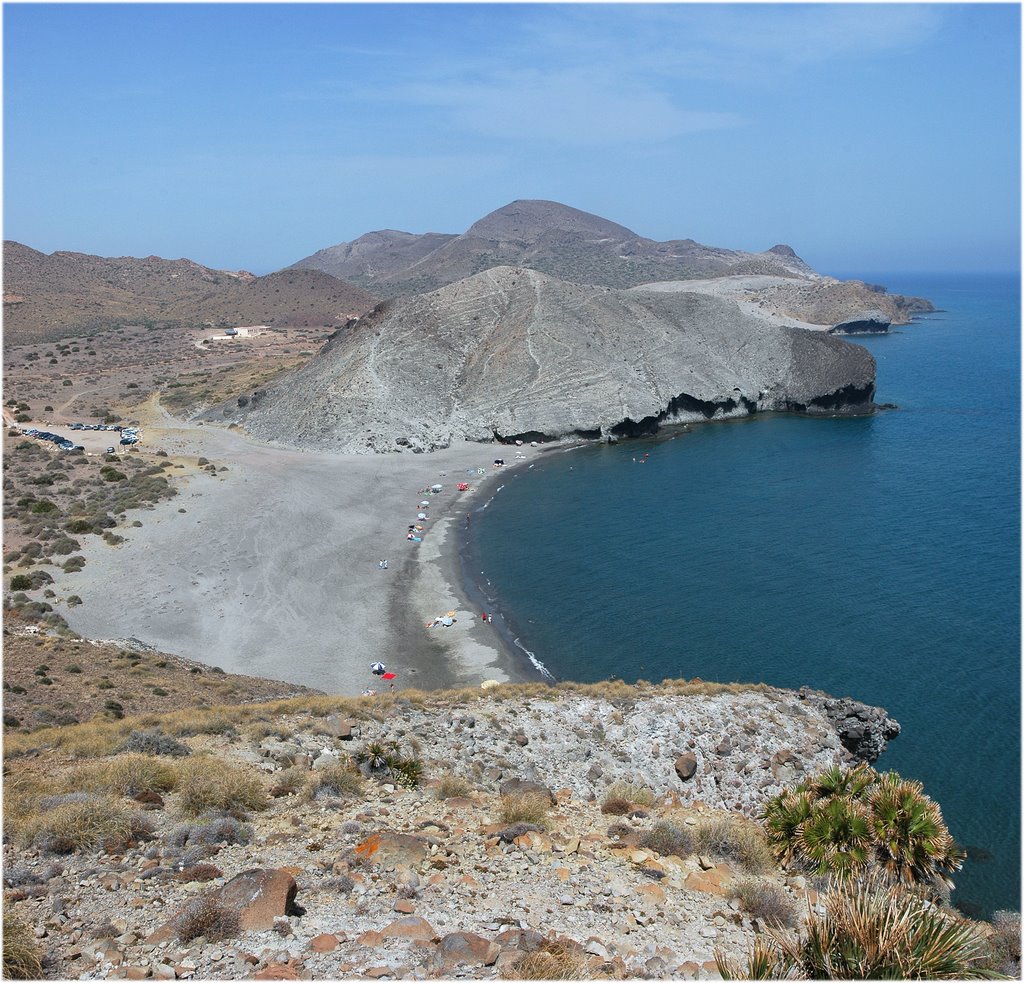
[380,916,436,942]
[217,869,299,932]
[429,932,501,971]
[499,778,555,804]
[674,753,698,782]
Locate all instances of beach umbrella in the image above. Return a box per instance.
[417,512,427,519]
[370,662,386,675]
[381,672,397,680]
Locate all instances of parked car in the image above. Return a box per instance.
[106,446,116,454]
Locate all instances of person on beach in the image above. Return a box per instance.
[482,612,488,622]
[382,559,388,570]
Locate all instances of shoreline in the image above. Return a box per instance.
[48,400,565,695]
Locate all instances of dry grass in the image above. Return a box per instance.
[21,793,152,854]
[173,757,267,817]
[434,774,474,799]
[604,781,655,808]
[175,894,240,943]
[729,878,799,928]
[693,813,774,874]
[501,939,590,980]
[68,753,178,797]
[499,791,551,827]
[3,905,44,979]
[638,821,695,858]
[305,762,365,801]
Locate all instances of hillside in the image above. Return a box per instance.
[2,672,935,982]
[2,242,376,343]
[222,266,878,454]
[289,199,821,297]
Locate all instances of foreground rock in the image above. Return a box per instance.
[223,266,879,453]
[5,680,905,980]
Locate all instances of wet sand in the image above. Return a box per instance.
[54,400,545,695]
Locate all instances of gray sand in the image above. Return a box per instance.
[54,403,542,694]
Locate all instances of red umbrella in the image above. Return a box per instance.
[381,672,397,680]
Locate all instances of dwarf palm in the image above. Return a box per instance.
[762,789,814,866]
[867,773,964,888]
[716,879,1004,980]
[796,796,872,879]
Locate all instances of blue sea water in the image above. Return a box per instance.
[469,272,1021,917]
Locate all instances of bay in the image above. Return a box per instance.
[469,272,1021,917]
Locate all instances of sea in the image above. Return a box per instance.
[467,272,1021,918]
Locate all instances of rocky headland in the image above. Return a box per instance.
[220,267,879,454]
[4,675,910,981]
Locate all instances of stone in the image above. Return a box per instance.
[674,753,698,782]
[307,934,338,953]
[217,869,299,932]
[431,932,501,970]
[371,832,431,866]
[499,778,556,804]
[585,940,609,960]
[380,916,436,942]
[393,899,415,914]
[134,790,165,809]
[151,964,176,980]
[252,961,303,981]
[684,865,737,898]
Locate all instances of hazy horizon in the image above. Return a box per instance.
[4,3,1020,276]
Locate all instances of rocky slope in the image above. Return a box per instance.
[220,266,878,454]
[2,243,376,343]
[289,200,819,298]
[3,679,902,980]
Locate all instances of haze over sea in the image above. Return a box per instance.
[469,272,1020,917]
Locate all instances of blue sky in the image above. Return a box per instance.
[3,3,1020,275]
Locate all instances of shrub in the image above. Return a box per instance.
[499,792,551,827]
[694,813,774,874]
[174,757,267,817]
[762,765,963,891]
[981,910,1021,977]
[167,813,251,848]
[500,938,590,980]
[75,754,178,797]
[307,763,364,801]
[729,878,799,928]
[638,821,695,858]
[176,894,239,943]
[434,774,473,799]
[605,780,655,808]
[177,863,223,883]
[716,878,995,980]
[600,796,633,816]
[29,500,57,514]
[100,467,127,482]
[3,905,44,979]
[270,767,309,798]
[65,519,93,534]
[24,793,154,853]
[67,596,83,607]
[9,575,32,591]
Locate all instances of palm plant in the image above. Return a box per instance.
[716,878,1005,980]
[795,796,872,879]
[867,773,964,888]
[763,790,814,866]
[761,765,963,890]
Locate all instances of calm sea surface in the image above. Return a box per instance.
[469,272,1020,917]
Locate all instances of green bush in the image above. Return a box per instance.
[9,575,32,591]
[762,765,963,891]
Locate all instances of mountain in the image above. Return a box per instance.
[220,266,877,454]
[288,199,820,298]
[2,242,376,343]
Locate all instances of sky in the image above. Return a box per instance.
[3,2,1020,275]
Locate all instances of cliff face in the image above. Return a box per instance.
[222,266,877,454]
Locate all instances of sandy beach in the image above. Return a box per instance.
[52,399,546,695]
